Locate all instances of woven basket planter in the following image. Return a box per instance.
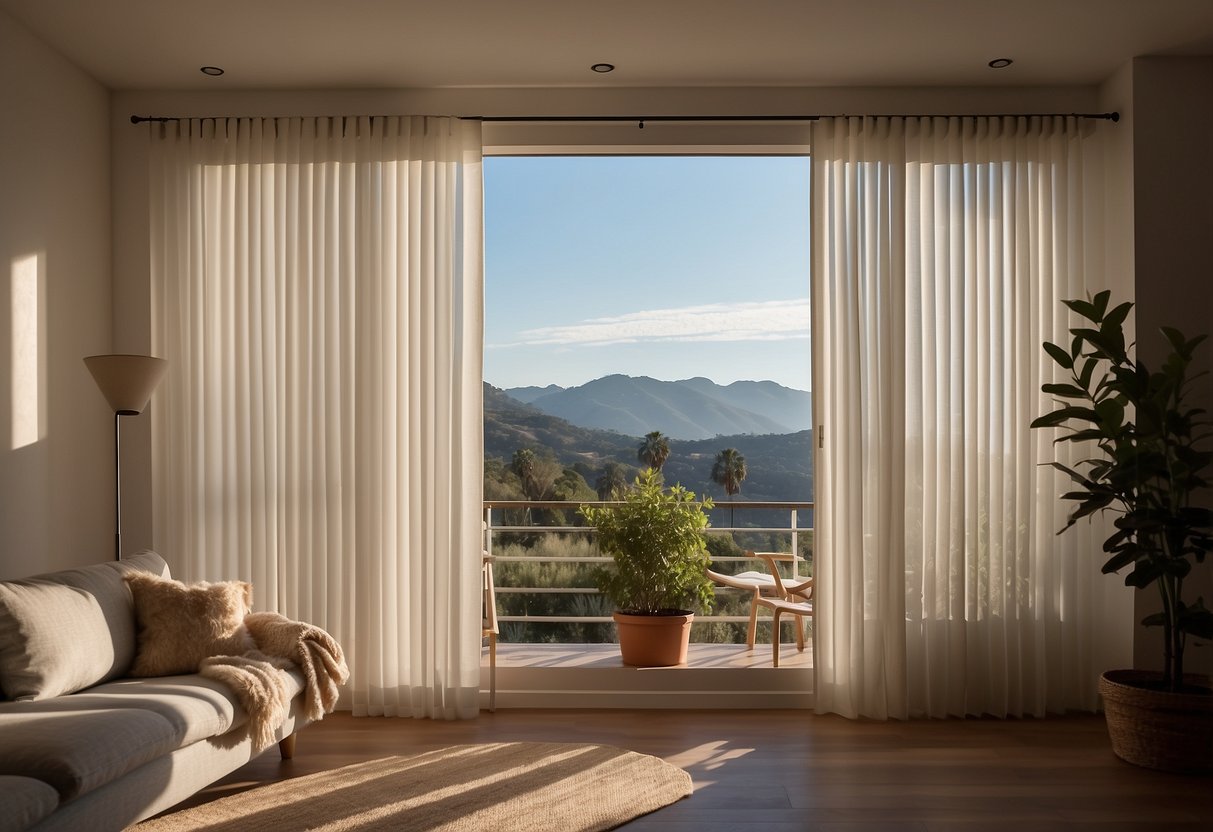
[1099,669,1213,774]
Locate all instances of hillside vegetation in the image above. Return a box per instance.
[484,382,813,504]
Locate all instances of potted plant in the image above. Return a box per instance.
[1032,290,1213,772]
[580,468,715,666]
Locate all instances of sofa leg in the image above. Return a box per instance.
[278,733,297,760]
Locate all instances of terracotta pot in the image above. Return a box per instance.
[1099,669,1213,773]
[613,611,694,667]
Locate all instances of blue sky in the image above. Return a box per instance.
[484,155,811,391]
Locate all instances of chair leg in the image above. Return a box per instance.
[794,615,805,651]
[278,733,296,760]
[489,633,497,712]
[746,589,760,649]
[771,609,783,668]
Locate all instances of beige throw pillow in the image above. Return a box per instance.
[125,573,254,676]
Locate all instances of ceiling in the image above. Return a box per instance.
[3,0,1213,91]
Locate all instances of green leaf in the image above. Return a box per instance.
[1094,398,1125,429]
[1074,327,1121,360]
[1103,301,1132,331]
[1102,548,1140,573]
[1179,599,1213,639]
[1043,341,1074,370]
[1031,410,1071,429]
[1063,298,1098,322]
[1070,494,1115,521]
[1126,560,1164,588]
[1042,383,1087,398]
[1054,428,1109,444]
[1049,461,1097,486]
[1161,326,1188,355]
[1091,290,1111,318]
[1165,558,1193,579]
[1078,357,1098,390]
[1141,611,1167,628]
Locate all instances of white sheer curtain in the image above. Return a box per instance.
[810,118,909,720]
[811,116,1132,720]
[148,116,484,719]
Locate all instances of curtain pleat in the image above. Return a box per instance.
[810,117,909,720]
[812,116,1132,720]
[149,116,484,719]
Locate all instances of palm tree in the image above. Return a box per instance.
[711,448,747,497]
[711,448,747,527]
[510,448,537,495]
[637,431,671,472]
[595,462,629,501]
[510,448,538,523]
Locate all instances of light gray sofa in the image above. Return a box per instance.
[0,552,307,832]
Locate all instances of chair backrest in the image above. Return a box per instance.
[754,552,813,603]
[785,577,813,605]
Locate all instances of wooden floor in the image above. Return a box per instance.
[175,710,1213,831]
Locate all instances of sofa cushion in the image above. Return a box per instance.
[0,775,59,832]
[126,574,253,677]
[0,708,180,801]
[0,552,169,701]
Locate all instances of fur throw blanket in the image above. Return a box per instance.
[200,612,349,751]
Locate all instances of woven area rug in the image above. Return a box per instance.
[137,742,692,832]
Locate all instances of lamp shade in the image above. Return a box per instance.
[84,355,167,415]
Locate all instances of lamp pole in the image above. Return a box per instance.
[114,411,121,560]
[112,409,138,560]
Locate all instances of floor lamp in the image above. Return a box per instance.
[84,355,167,561]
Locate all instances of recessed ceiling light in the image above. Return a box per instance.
[988,58,1013,69]
[590,63,615,74]
[200,66,225,77]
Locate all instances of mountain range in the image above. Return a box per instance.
[505,374,811,441]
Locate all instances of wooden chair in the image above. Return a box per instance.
[751,552,814,668]
[482,554,498,711]
[706,551,800,650]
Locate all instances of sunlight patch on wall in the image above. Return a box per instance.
[11,254,45,450]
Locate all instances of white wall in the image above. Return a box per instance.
[1090,62,1138,676]
[1129,56,1213,679]
[0,10,113,578]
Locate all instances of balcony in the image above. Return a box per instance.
[482,499,815,708]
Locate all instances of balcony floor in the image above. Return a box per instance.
[482,641,814,709]
[491,640,813,669]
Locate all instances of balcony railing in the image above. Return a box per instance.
[483,500,814,642]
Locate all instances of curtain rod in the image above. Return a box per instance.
[130,112,1120,125]
[481,112,1120,123]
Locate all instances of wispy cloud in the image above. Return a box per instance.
[492,299,810,349]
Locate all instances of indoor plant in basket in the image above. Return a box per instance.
[1032,290,1213,773]
[580,468,715,667]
